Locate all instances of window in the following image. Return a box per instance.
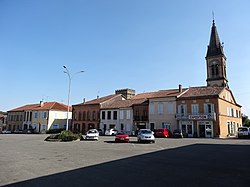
[78,111,82,121]
[43,112,47,118]
[191,104,199,115]
[121,123,124,130]
[227,121,236,136]
[120,111,124,119]
[93,111,96,120]
[211,64,219,76]
[178,104,187,114]
[87,111,90,120]
[34,112,37,118]
[52,124,59,129]
[42,124,46,130]
[158,103,164,114]
[83,111,86,120]
[107,111,111,120]
[204,103,214,114]
[149,102,154,114]
[167,102,174,114]
[126,110,130,119]
[102,111,105,120]
[113,111,117,120]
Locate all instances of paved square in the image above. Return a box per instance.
[1,134,250,186]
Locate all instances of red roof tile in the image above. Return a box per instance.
[101,99,147,109]
[179,86,224,98]
[132,88,188,99]
[74,94,122,106]
[8,102,71,112]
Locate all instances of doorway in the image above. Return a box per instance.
[198,121,213,138]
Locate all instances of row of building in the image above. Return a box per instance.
[3,20,242,138]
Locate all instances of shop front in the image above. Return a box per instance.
[179,121,194,137]
[197,121,213,138]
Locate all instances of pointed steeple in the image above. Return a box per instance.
[206,20,225,58]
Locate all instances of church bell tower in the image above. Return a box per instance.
[205,20,228,88]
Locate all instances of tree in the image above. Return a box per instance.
[242,114,250,127]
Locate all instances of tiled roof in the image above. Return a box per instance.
[8,102,71,112]
[179,86,224,98]
[101,99,147,109]
[132,88,188,99]
[74,94,121,106]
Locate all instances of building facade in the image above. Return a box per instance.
[72,94,124,134]
[7,102,71,133]
[99,99,146,134]
[176,20,242,138]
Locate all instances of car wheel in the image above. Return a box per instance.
[152,140,155,143]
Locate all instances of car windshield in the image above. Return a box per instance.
[140,130,152,134]
[88,130,97,133]
[173,130,181,133]
[155,129,163,132]
[238,128,248,132]
[117,131,126,135]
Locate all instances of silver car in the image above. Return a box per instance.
[137,129,155,143]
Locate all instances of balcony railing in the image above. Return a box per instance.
[134,116,148,121]
[176,112,216,121]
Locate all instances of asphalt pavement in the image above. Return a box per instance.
[0,134,250,187]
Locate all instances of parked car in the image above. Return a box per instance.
[137,129,155,143]
[2,130,11,134]
[172,129,184,138]
[115,131,130,143]
[14,129,23,134]
[97,128,103,135]
[237,127,249,139]
[105,128,118,136]
[154,128,172,138]
[85,129,99,140]
[22,129,35,134]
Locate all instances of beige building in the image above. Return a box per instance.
[176,87,241,138]
[7,101,71,133]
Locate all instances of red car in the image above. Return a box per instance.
[154,128,172,138]
[115,131,130,143]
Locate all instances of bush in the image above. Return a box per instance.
[44,130,83,142]
[46,128,65,134]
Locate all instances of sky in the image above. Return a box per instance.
[0,0,250,116]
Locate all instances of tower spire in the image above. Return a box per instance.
[205,19,228,88]
[206,19,225,58]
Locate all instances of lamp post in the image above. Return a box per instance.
[63,65,84,131]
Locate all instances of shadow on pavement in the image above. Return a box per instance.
[4,144,250,187]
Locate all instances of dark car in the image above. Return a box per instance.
[172,129,184,138]
[22,129,34,134]
[97,128,103,135]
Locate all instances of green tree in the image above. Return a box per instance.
[242,114,250,127]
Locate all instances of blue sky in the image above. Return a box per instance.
[0,0,250,116]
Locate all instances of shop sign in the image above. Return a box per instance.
[189,115,208,120]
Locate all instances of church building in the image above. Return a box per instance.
[176,20,242,138]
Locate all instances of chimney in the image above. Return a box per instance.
[115,88,135,99]
[179,84,182,92]
[40,101,44,107]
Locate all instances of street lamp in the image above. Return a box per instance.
[63,65,84,131]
